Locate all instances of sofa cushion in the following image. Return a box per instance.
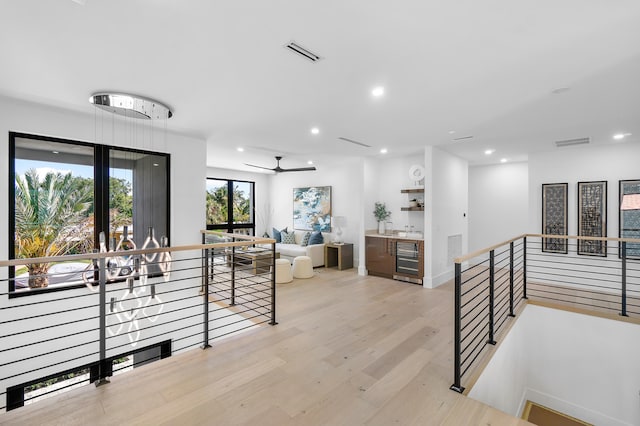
[309,231,323,245]
[300,231,311,247]
[277,243,304,254]
[272,227,287,243]
[281,231,296,244]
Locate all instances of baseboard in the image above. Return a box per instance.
[423,269,452,288]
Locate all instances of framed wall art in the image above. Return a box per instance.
[542,183,568,253]
[577,181,607,256]
[293,186,332,231]
[619,179,640,259]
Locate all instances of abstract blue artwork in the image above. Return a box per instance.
[293,186,332,231]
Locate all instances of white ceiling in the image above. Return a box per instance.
[1,0,639,172]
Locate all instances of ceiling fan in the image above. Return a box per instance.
[245,156,316,173]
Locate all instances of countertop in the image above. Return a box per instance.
[365,230,424,241]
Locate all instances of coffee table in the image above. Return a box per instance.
[234,249,280,274]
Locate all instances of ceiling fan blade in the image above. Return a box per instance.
[278,167,317,172]
[244,163,275,171]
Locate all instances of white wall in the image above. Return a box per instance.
[468,162,529,252]
[207,167,272,237]
[270,158,364,267]
[371,154,426,234]
[0,95,207,391]
[425,147,468,288]
[528,142,640,237]
[470,305,640,426]
[0,95,206,255]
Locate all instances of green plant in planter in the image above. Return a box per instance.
[373,202,391,222]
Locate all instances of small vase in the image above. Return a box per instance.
[378,221,385,235]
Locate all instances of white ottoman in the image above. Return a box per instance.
[292,256,314,279]
[275,258,293,283]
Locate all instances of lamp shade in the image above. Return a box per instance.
[333,216,347,228]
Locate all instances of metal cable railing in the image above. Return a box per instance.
[451,234,640,394]
[0,232,277,412]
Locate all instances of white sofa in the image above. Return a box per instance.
[276,231,325,267]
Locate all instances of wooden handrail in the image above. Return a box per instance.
[453,234,527,264]
[453,233,640,264]
[0,235,276,268]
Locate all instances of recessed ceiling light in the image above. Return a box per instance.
[372,86,385,97]
[153,163,159,167]
[500,158,507,163]
[448,130,456,135]
[613,133,631,140]
[311,127,320,135]
[52,151,59,154]
[484,149,494,155]
[307,160,314,165]
[237,147,244,152]
[380,148,388,154]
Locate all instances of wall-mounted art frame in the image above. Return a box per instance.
[577,180,607,256]
[293,186,332,231]
[619,179,640,259]
[542,183,568,253]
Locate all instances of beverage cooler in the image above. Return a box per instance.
[393,241,422,284]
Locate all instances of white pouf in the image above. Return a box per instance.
[275,258,293,284]
[292,256,314,279]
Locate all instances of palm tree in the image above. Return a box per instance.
[15,169,93,288]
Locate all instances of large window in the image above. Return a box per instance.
[206,178,254,235]
[9,132,170,294]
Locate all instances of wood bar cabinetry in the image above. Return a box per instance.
[365,235,423,284]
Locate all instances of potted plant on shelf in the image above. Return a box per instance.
[373,202,391,235]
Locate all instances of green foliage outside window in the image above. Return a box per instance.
[206,184,251,225]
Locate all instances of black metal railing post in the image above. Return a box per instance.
[230,243,236,306]
[96,257,110,386]
[522,236,528,299]
[621,241,628,317]
[202,248,211,349]
[488,250,496,345]
[450,262,464,393]
[270,242,278,326]
[509,241,515,317]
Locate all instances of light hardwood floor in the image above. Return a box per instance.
[0,269,531,425]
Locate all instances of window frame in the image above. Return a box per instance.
[8,131,171,297]
[205,177,255,236]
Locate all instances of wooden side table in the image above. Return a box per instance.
[324,243,354,270]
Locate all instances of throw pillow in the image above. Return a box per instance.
[308,231,323,245]
[281,231,296,244]
[301,232,311,247]
[272,227,287,243]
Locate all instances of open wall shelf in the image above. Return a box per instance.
[401,188,424,211]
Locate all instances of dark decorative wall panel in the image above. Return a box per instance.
[542,183,568,253]
[577,181,607,256]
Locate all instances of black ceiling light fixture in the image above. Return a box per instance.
[245,156,316,173]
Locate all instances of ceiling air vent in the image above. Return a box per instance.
[338,137,371,148]
[555,137,590,147]
[285,41,322,62]
[451,135,473,141]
